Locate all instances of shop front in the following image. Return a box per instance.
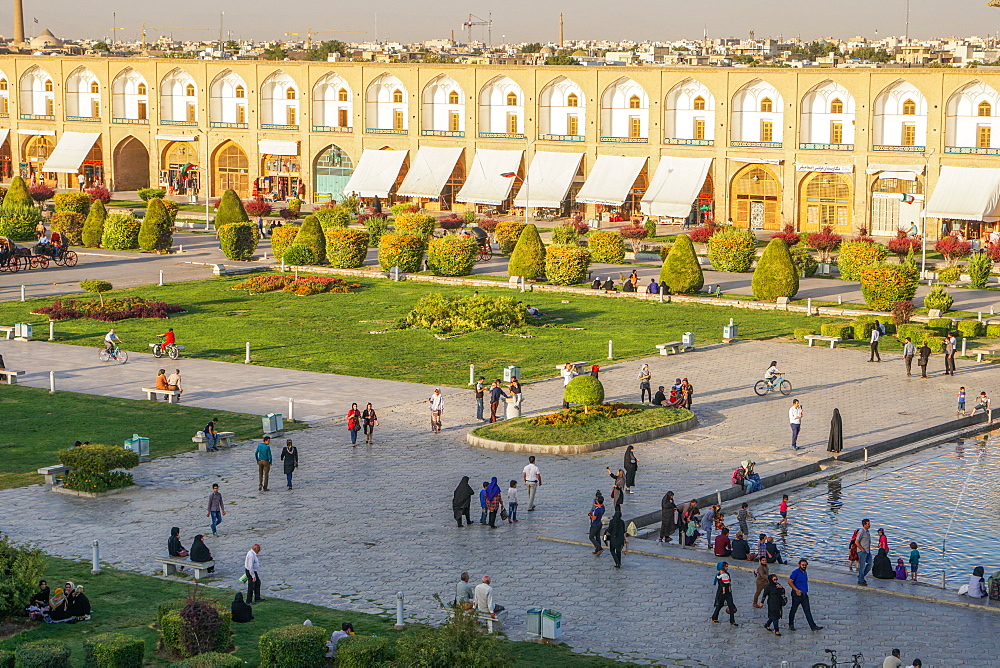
[925,165,1000,244]
[160,138,201,196]
[0,130,12,181]
[257,140,301,201]
[313,144,353,204]
[575,155,647,221]
[20,132,57,184]
[640,155,713,226]
[797,165,853,234]
[866,164,924,237]
[730,162,781,230]
[212,140,250,199]
[38,132,102,190]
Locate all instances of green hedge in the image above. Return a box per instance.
[853,316,895,337]
[364,216,390,247]
[752,238,799,301]
[50,212,86,245]
[59,444,139,473]
[219,223,259,262]
[707,227,757,272]
[283,244,315,266]
[314,204,352,229]
[507,224,546,278]
[924,287,954,313]
[81,200,107,248]
[544,245,591,285]
[957,320,984,338]
[495,221,527,254]
[179,652,243,668]
[988,323,1000,337]
[82,633,144,668]
[820,323,854,339]
[793,328,818,340]
[967,252,993,289]
[53,192,92,216]
[926,317,953,331]
[587,230,626,264]
[158,602,232,659]
[259,624,328,668]
[836,241,888,280]
[427,234,478,276]
[137,187,167,202]
[0,650,12,668]
[100,213,141,250]
[896,324,930,343]
[859,264,917,312]
[660,234,703,293]
[791,246,819,278]
[336,636,391,668]
[564,375,605,406]
[378,233,425,272]
[325,228,369,268]
[14,641,70,668]
[937,266,961,283]
[393,212,437,238]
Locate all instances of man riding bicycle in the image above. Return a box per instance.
[159,328,176,346]
[765,361,782,388]
[104,328,122,354]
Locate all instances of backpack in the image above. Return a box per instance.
[877,322,886,335]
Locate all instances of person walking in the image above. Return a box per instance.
[506,480,518,523]
[207,483,226,537]
[606,508,627,568]
[255,436,272,492]
[659,491,677,543]
[638,364,652,404]
[944,333,957,375]
[244,544,264,604]
[752,556,770,608]
[474,376,486,421]
[869,321,882,362]
[711,562,738,626]
[452,476,474,527]
[789,399,803,450]
[523,456,541,511]
[428,389,444,434]
[488,380,509,423]
[917,340,932,378]
[856,518,873,586]
[588,492,606,555]
[902,337,916,377]
[479,481,489,525]
[280,439,298,490]
[347,403,362,446]
[361,403,378,444]
[761,574,787,635]
[623,446,638,493]
[484,477,503,528]
[606,467,626,510]
[736,502,755,536]
[787,558,822,631]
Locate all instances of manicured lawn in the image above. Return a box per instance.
[0,385,301,490]
[473,406,694,445]
[0,557,635,667]
[0,274,844,387]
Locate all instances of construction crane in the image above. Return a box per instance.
[463,13,492,47]
[109,23,208,49]
[283,29,366,49]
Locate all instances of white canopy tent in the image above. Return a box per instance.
[456,149,524,205]
[925,166,1000,222]
[396,146,464,199]
[512,151,584,209]
[42,132,100,173]
[257,139,298,156]
[640,156,712,218]
[575,155,647,206]
[342,149,409,199]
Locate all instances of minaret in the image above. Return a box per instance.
[13,0,24,45]
[559,13,564,48]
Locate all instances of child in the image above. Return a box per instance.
[736,502,755,536]
[777,495,788,528]
[479,481,489,525]
[757,533,767,560]
[909,542,920,582]
[895,558,908,580]
[506,480,518,523]
[877,527,888,553]
[957,387,967,417]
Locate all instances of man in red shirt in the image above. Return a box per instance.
[714,527,733,557]
[161,328,176,345]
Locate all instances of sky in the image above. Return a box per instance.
[5,0,1000,44]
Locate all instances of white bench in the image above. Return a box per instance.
[555,361,590,373]
[805,335,842,349]
[0,369,25,384]
[443,604,508,633]
[192,431,236,451]
[142,387,181,403]
[37,465,69,486]
[655,341,684,355]
[154,555,214,580]
[976,349,1000,363]
[0,326,14,339]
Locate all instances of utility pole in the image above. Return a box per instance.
[219,12,225,59]
[559,13,564,48]
[905,0,910,44]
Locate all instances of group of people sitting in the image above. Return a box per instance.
[167,526,215,573]
[26,579,90,623]
[651,378,693,408]
[590,270,662,294]
[714,528,786,564]
[154,368,183,400]
[454,572,504,618]
[732,460,764,494]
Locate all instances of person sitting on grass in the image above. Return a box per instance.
[525,304,542,317]
[46,588,72,623]
[26,580,50,620]
[653,386,666,406]
[327,622,356,658]
[602,277,617,292]
[590,277,601,289]
[68,585,90,621]
[231,592,253,623]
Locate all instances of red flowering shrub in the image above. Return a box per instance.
[438,213,464,231]
[935,236,972,264]
[232,273,360,295]
[887,235,921,258]
[478,218,499,234]
[33,297,185,321]
[28,185,55,204]
[771,224,801,246]
[86,186,111,204]
[853,226,875,244]
[987,241,1000,262]
[279,208,299,221]
[618,223,650,252]
[244,198,273,218]
[688,223,719,244]
[806,225,842,262]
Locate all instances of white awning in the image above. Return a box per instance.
[726,156,782,165]
[575,155,647,206]
[926,166,1000,222]
[396,146,464,199]
[456,149,524,205]
[640,156,712,218]
[17,128,55,136]
[513,151,584,208]
[342,148,409,199]
[41,132,100,173]
[865,163,925,175]
[258,139,298,156]
[155,134,197,142]
[0,129,9,147]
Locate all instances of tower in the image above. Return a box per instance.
[12,0,24,45]
[559,13,564,48]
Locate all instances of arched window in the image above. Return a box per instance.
[338,88,348,102]
[506,91,518,106]
[830,98,844,114]
[902,99,916,115]
[0,79,7,91]
[567,92,579,107]
[44,79,53,92]
[693,96,706,111]
[979,100,992,117]
[629,94,641,109]
[235,85,245,98]
[392,89,403,103]
[137,83,146,95]
[286,86,296,100]
[185,83,195,96]
[448,90,459,105]
[89,81,99,94]
[760,97,772,113]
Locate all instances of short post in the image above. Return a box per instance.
[992,305,996,316]
[91,540,101,575]
[179,244,183,253]
[263,251,268,261]
[244,342,251,364]
[49,371,55,394]
[469,364,475,386]
[716,490,722,506]
[288,398,295,422]
[806,297,812,315]
[837,295,842,305]
[159,270,164,286]
[608,339,613,360]
[394,591,406,629]
[281,259,286,272]
[658,291,663,303]
[941,570,946,590]
[864,447,869,464]
[21,285,25,302]
[48,320,54,341]
[978,311,983,322]
[962,337,968,357]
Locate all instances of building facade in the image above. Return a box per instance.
[4,56,1000,239]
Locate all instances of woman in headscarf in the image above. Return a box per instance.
[827,408,843,453]
[68,585,90,620]
[452,476,474,527]
[967,566,988,597]
[361,403,379,444]
[658,491,677,543]
[761,573,787,635]
[872,547,895,579]
[30,580,50,610]
[167,527,188,558]
[189,534,215,573]
[484,477,503,528]
[47,588,71,622]
[606,509,627,568]
[347,403,362,446]
[638,364,652,404]
[281,439,299,490]
[710,561,738,626]
[605,467,626,510]
[231,592,254,623]
[623,446,638,493]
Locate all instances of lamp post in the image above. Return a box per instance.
[921,147,936,278]
[196,128,211,230]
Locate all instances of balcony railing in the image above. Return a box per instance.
[313,125,353,133]
[112,117,148,125]
[478,132,526,139]
[944,146,1000,155]
[538,133,583,142]
[66,116,100,123]
[421,129,464,137]
[0,113,8,119]
[210,121,248,129]
[663,138,713,146]
[600,136,648,143]
[730,140,781,149]
[161,119,198,126]
[261,123,298,131]
[365,127,408,135]
[20,114,54,121]
[872,144,925,152]
[799,142,853,151]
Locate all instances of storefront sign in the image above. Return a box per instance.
[795,163,854,174]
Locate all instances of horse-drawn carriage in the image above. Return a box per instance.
[0,233,78,272]
[33,232,79,267]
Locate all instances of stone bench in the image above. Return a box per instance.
[805,335,842,349]
[192,431,236,451]
[555,361,590,373]
[37,465,69,486]
[154,555,214,580]
[976,349,1000,363]
[0,369,26,384]
[142,387,181,403]
[655,341,684,355]
[442,601,508,633]
[0,326,14,339]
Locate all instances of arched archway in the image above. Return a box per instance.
[162,140,200,195]
[113,136,149,191]
[313,144,353,202]
[22,134,55,182]
[212,140,249,197]
[730,164,781,230]
[799,171,852,234]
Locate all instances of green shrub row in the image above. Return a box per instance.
[587,230,626,264]
[428,234,478,276]
[83,633,144,668]
[378,233,426,272]
[259,624,328,668]
[708,227,757,272]
[544,245,591,285]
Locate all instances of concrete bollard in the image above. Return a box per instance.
[864,448,869,464]
[716,490,722,506]
[244,342,251,364]
[608,339,613,360]
[21,285,25,302]
[179,244,183,253]
[49,371,55,394]
[159,270,164,286]
[978,311,983,322]
[91,540,101,575]
[837,295,842,304]
[962,338,968,357]
[807,298,812,315]
[288,398,295,422]
[395,591,406,629]
[48,321,54,341]
[281,260,286,272]
[469,363,475,386]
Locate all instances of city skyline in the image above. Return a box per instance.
[5,0,1000,44]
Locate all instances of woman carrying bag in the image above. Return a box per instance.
[281,439,299,490]
[347,403,362,446]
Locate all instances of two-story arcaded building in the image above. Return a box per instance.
[4,56,1000,240]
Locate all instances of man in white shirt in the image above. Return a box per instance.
[428,389,444,434]
[789,399,803,450]
[104,328,121,354]
[560,363,578,408]
[869,323,881,363]
[244,544,264,604]
[522,456,541,511]
[77,173,85,192]
[902,337,916,377]
[474,575,504,617]
[166,369,183,396]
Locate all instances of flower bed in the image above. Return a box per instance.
[63,470,134,494]
[528,403,640,426]
[33,297,185,321]
[232,273,361,296]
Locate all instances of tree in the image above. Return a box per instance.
[292,215,326,264]
[263,43,287,61]
[849,47,891,63]
[138,198,174,252]
[751,238,799,301]
[545,54,580,65]
[0,533,45,620]
[1,176,33,212]
[520,43,542,53]
[80,280,112,306]
[92,41,109,52]
[507,224,546,278]
[81,199,107,248]
[660,234,704,293]
[214,189,250,227]
[305,40,349,61]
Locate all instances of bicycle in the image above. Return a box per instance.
[753,374,792,396]
[150,338,184,360]
[99,345,129,364]
[812,648,863,668]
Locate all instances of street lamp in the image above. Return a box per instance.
[921,147,936,277]
[197,128,211,230]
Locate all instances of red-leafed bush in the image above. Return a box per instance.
[887,235,921,258]
[688,224,719,244]
[33,297,185,321]
[244,198,273,218]
[478,218,499,234]
[568,218,590,235]
[771,224,800,246]
[357,212,388,225]
[438,213,464,231]
[28,185,55,204]
[86,186,111,204]
[986,241,1000,262]
[853,226,875,244]
[935,236,972,264]
[618,223,649,252]
[806,225,842,262]
[279,208,299,221]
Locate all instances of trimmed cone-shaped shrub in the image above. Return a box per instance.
[270,225,300,259]
[53,192,91,216]
[708,227,757,272]
[0,176,42,241]
[292,215,326,265]
[836,241,888,280]
[218,223,259,261]
[967,251,993,289]
[138,198,173,252]
[660,234,704,294]
[81,199,107,248]
[393,212,437,238]
[14,641,70,668]
[282,244,315,266]
[859,264,918,311]
[564,374,605,408]
[101,213,142,250]
[50,212,85,245]
[259,624,328,668]
[587,230,626,264]
[427,234,478,276]
[214,189,250,227]
[752,238,799,301]
[545,246,591,285]
[507,224,546,278]
[924,286,954,313]
[325,228,370,268]
[495,221,527,254]
[378,233,425,272]
[1,176,33,212]
[791,246,819,278]
[83,633,144,668]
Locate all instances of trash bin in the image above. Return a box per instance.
[505,399,521,420]
[723,318,738,340]
[124,433,150,457]
[526,608,543,636]
[503,366,521,383]
[541,609,562,640]
[262,413,284,434]
[682,331,695,348]
[14,323,33,339]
